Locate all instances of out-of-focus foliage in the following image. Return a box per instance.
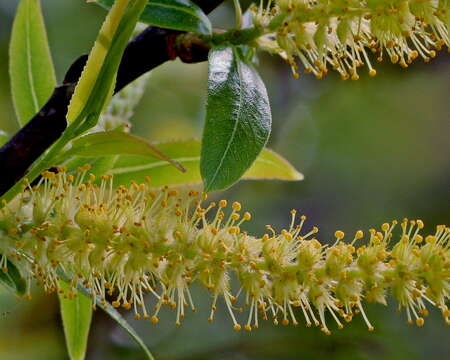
[0,1,449,360]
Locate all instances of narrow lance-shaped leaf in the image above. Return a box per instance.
[58,273,154,360]
[107,139,302,187]
[66,0,130,124]
[9,0,57,126]
[60,131,185,172]
[58,281,93,360]
[97,300,155,360]
[95,0,212,34]
[201,46,272,192]
[67,0,147,131]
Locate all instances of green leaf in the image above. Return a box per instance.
[67,0,147,130]
[0,0,148,206]
[60,148,121,177]
[58,281,93,360]
[97,300,155,360]
[58,273,154,360]
[0,130,10,146]
[9,0,56,126]
[107,139,302,187]
[95,0,212,34]
[67,0,139,123]
[61,131,185,172]
[201,46,272,192]
[244,147,304,181]
[0,257,26,295]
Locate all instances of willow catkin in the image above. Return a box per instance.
[0,167,448,333]
[252,0,450,79]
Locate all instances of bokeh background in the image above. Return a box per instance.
[0,1,449,359]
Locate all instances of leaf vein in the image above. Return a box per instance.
[25,0,40,114]
[206,49,244,189]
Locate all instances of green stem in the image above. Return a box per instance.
[232,0,242,29]
[209,26,263,47]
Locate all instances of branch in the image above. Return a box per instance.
[0,0,223,196]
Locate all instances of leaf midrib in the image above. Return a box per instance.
[72,295,82,359]
[111,154,289,174]
[205,49,244,190]
[111,156,199,174]
[25,0,40,115]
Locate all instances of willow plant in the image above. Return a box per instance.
[0,0,448,359]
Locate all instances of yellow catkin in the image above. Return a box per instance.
[0,170,448,332]
[253,0,450,79]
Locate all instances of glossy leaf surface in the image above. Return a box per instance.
[95,0,212,34]
[201,46,272,192]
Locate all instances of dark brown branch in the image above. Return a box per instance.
[0,0,222,196]
[0,85,73,192]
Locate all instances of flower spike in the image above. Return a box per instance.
[253,0,450,79]
[0,168,448,332]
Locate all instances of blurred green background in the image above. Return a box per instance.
[0,1,449,359]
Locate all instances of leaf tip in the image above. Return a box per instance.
[292,170,305,181]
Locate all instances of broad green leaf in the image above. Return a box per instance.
[67,0,146,128]
[9,0,56,126]
[61,131,184,172]
[58,281,93,360]
[0,257,26,295]
[58,273,154,360]
[201,46,272,192]
[107,139,302,187]
[95,0,212,34]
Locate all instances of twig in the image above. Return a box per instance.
[0,0,224,196]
